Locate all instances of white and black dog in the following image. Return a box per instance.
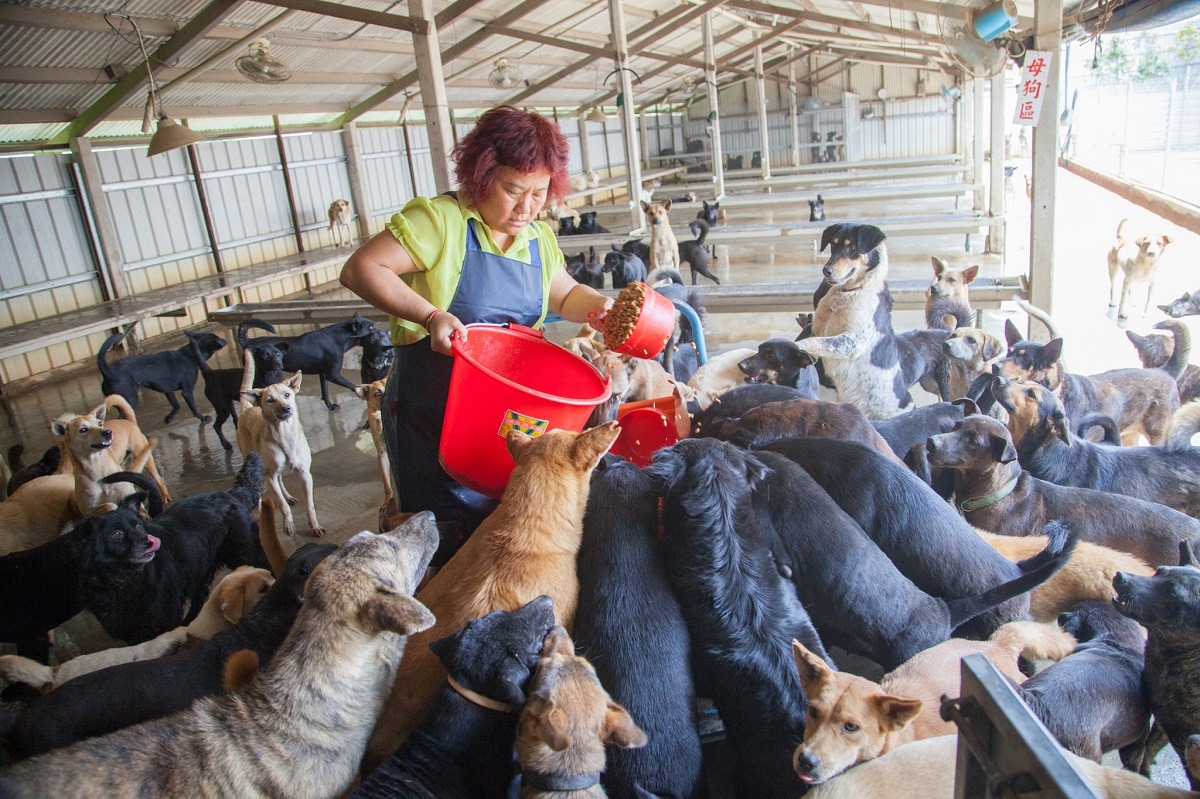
[798,224,912,419]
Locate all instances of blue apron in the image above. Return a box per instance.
[383,214,544,567]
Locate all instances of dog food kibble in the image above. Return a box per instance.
[603,282,649,350]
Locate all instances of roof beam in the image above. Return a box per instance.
[0,67,400,85]
[0,5,179,36]
[726,0,942,44]
[435,0,489,28]
[47,0,249,145]
[258,0,427,34]
[631,27,743,110]
[483,24,610,58]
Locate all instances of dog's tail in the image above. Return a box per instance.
[104,393,139,427]
[231,452,264,512]
[8,443,24,472]
[647,267,685,286]
[1115,217,1130,244]
[689,218,710,244]
[946,521,1078,631]
[237,319,277,350]
[1166,400,1200,451]
[1155,319,1191,379]
[926,297,976,331]
[96,329,132,384]
[1015,299,1060,342]
[987,620,1076,664]
[1076,412,1121,445]
[101,471,164,517]
[0,654,55,692]
[258,497,289,577]
[238,348,258,413]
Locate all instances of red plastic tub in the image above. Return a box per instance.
[611,394,683,468]
[610,282,675,360]
[440,324,612,497]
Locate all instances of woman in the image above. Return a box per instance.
[340,106,611,566]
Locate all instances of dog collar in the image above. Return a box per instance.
[959,476,1019,512]
[522,770,602,792]
[447,676,515,713]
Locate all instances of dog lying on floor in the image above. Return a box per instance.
[1161,289,1200,318]
[738,339,821,395]
[363,423,620,772]
[0,516,437,799]
[97,328,226,423]
[239,314,374,410]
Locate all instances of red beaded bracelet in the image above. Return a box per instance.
[423,308,442,331]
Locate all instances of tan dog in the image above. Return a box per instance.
[1109,218,1173,319]
[686,347,757,409]
[976,528,1153,621]
[0,566,274,693]
[364,422,621,770]
[925,257,978,331]
[0,515,438,799]
[237,350,324,537]
[943,327,1004,400]
[516,627,647,798]
[0,474,76,555]
[355,379,393,512]
[641,199,680,273]
[566,335,685,405]
[328,199,353,247]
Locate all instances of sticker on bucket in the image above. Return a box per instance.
[498,409,550,438]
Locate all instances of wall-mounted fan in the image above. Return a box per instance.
[236,37,292,84]
[488,58,524,90]
[936,0,1018,77]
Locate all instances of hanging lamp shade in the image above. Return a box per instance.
[586,106,606,122]
[148,116,204,157]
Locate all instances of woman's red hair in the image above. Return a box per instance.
[452,106,570,206]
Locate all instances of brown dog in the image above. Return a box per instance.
[328,199,353,247]
[363,423,621,771]
[516,627,647,798]
[355,379,393,514]
[1109,218,1173,320]
[640,199,680,274]
[715,397,903,463]
[943,327,1004,401]
[925,257,977,331]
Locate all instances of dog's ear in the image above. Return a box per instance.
[1136,236,1151,248]
[961,265,979,284]
[89,402,108,424]
[571,422,620,471]
[1158,305,1171,313]
[602,700,648,749]
[854,225,886,254]
[991,433,1018,464]
[120,491,148,513]
[1126,331,1146,348]
[242,389,265,406]
[1050,409,1072,446]
[1180,540,1198,568]
[219,578,248,624]
[222,649,260,692]
[873,694,923,733]
[360,591,435,636]
[819,224,840,253]
[742,452,771,484]
[662,198,672,212]
[981,335,1004,363]
[525,695,573,752]
[506,430,534,459]
[1004,319,1022,347]
[275,342,290,354]
[611,243,619,251]
[541,626,574,658]
[640,200,650,213]
[792,640,833,687]
[1041,338,1064,366]
[284,372,303,391]
[49,418,69,440]
[931,256,946,277]
[354,384,369,400]
[951,397,981,417]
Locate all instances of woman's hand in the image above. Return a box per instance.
[587,297,615,332]
[427,311,468,355]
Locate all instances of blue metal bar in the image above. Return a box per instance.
[671,299,708,366]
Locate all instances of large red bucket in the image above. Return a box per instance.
[440,324,612,497]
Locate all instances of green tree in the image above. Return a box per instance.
[1136,33,1171,78]
[1175,23,1200,63]
[1096,36,1132,79]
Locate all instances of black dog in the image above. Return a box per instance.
[690,383,814,438]
[358,324,395,385]
[1016,600,1149,763]
[352,597,556,799]
[566,252,604,289]
[680,220,718,285]
[725,154,744,170]
[752,450,1074,671]
[0,525,89,661]
[621,238,651,266]
[648,268,707,385]
[575,457,703,799]
[1114,542,1200,788]
[0,543,332,761]
[698,201,720,228]
[1160,289,1200,318]
[762,437,1074,638]
[6,444,61,497]
[197,341,287,451]
[576,211,610,235]
[97,329,226,423]
[76,456,266,645]
[602,246,647,290]
[650,438,831,799]
[898,328,954,400]
[739,339,821,396]
[808,195,825,222]
[239,314,373,409]
[1126,320,1200,405]
[871,400,966,461]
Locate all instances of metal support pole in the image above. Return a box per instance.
[273,116,305,253]
[341,120,373,240]
[69,137,130,299]
[185,142,225,274]
[988,72,1006,254]
[789,51,801,168]
[1029,0,1062,337]
[755,43,772,181]
[578,115,593,176]
[704,11,725,199]
[400,116,421,199]
[608,0,644,231]
[638,111,651,170]
[408,0,453,192]
[972,76,985,211]
[1163,77,1176,185]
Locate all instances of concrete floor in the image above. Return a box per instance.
[1,167,1196,787]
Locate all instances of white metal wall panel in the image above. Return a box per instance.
[197,136,291,251]
[283,130,352,237]
[361,126,415,220]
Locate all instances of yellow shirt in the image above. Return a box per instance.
[385,194,565,345]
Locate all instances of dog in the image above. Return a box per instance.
[0,542,333,760]
[602,246,647,289]
[698,200,720,227]
[327,198,353,247]
[898,327,954,400]
[764,437,1075,638]
[0,566,273,693]
[566,336,681,407]
[558,216,578,236]
[640,200,680,275]
[0,517,437,799]
[237,350,324,537]
[726,154,745,170]
[0,472,77,559]
[351,597,557,799]
[240,314,374,409]
[927,413,1200,566]
[646,268,708,383]
[358,323,395,385]
[1127,319,1200,405]
[995,320,1180,445]
[943,327,1005,400]
[649,438,833,798]
[97,328,226,423]
[686,348,758,409]
[992,376,1200,517]
[1161,290,1200,318]
[809,194,825,222]
[1114,542,1200,788]
[1109,218,1173,319]
[799,223,913,418]
[198,340,288,451]
[753,450,1072,670]
[925,257,977,331]
[621,238,651,266]
[738,339,821,394]
[516,627,647,799]
[719,397,900,462]
[1015,600,1150,763]
[576,211,609,235]
[5,443,60,498]
[689,382,813,437]
[679,219,718,285]
[364,423,620,770]
[566,251,604,289]
[871,400,967,461]
[574,457,703,799]
[355,379,394,513]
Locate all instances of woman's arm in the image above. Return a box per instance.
[339,231,466,354]
[549,269,612,326]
